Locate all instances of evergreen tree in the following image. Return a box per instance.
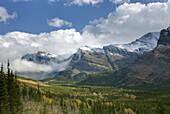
[37,83,40,95]
[28,87,34,100]
[36,83,41,101]
[8,70,16,113]
[0,63,9,113]
[7,60,10,81]
[14,72,23,113]
[22,84,27,99]
[8,64,23,113]
[0,61,23,113]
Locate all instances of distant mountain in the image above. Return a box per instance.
[67,32,159,73]
[22,51,64,65]
[19,51,66,80]
[79,27,170,89]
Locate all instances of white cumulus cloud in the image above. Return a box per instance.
[0,29,83,72]
[0,29,82,62]
[47,17,72,28]
[82,1,170,45]
[0,6,17,23]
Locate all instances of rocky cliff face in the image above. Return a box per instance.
[103,45,140,70]
[158,26,170,46]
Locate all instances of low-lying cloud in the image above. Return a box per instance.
[11,59,53,72]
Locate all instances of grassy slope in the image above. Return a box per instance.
[18,75,170,102]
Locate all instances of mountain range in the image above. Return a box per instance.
[20,32,160,82]
[79,27,170,89]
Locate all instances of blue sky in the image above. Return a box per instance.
[0,0,116,34]
[0,0,167,34]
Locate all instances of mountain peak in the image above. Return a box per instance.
[79,46,92,51]
[22,51,64,65]
[158,27,170,46]
[106,32,160,54]
[168,26,170,31]
[78,46,104,53]
[37,51,57,58]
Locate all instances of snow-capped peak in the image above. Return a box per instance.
[79,46,104,53]
[37,51,57,58]
[113,32,160,53]
[22,51,64,65]
[79,46,92,51]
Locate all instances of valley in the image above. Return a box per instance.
[16,76,170,113]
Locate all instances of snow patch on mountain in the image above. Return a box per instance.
[79,46,92,51]
[22,51,64,65]
[114,32,160,53]
[38,51,57,58]
[79,46,104,53]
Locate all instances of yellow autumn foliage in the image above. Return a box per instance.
[43,95,53,104]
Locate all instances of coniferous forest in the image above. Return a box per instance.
[0,61,169,114]
[0,62,22,114]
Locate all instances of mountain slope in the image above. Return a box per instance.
[67,46,112,73]
[79,27,170,88]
